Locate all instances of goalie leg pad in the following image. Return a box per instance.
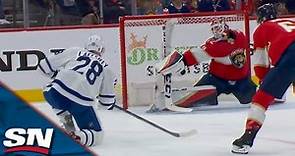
[175,85,217,108]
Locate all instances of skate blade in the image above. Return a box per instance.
[231,145,250,154]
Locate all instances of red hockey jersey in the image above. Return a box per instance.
[186,30,250,80]
[253,18,295,65]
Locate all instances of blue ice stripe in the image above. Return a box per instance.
[52,79,93,102]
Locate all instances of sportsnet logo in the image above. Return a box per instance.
[3,128,54,155]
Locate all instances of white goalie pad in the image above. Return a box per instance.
[147,84,217,113]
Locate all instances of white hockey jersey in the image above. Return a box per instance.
[38,47,116,107]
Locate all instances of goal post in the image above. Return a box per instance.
[119,11,250,109]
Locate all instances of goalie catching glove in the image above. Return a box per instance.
[155,51,186,76]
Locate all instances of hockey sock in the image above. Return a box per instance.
[252,89,275,110]
[246,90,274,130]
[75,129,104,146]
[245,119,262,131]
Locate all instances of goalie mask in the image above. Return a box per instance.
[85,35,105,56]
[210,18,229,40]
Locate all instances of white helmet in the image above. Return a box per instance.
[210,18,229,40]
[85,35,104,56]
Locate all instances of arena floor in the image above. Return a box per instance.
[34,88,295,156]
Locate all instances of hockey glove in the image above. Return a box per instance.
[155,51,186,76]
[251,75,260,87]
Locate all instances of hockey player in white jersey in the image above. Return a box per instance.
[38,35,116,146]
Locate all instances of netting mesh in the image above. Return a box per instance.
[120,12,248,108]
[124,15,244,27]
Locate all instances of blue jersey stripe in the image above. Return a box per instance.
[45,57,55,73]
[89,130,94,146]
[56,109,66,115]
[99,100,114,106]
[38,64,47,74]
[99,94,115,98]
[52,79,93,102]
[81,130,88,146]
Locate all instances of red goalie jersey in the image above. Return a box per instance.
[183,30,250,80]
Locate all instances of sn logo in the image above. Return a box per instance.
[3,128,54,155]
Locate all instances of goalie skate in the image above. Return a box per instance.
[165,103,193,113]
[146,104,161,113]
[146,103,193,113]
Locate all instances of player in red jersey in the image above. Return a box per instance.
[232,3,295,154]
[149,18,256,112]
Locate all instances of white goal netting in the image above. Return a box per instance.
[119,11,249,108]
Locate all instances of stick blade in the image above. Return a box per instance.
[172,129,198,137]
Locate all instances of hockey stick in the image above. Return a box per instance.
[114,105,197,137]
[161,85,216,93]
[161,19,193,113]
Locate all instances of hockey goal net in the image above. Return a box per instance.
[119,11,250,109]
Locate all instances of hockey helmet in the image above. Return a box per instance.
[256,3,277,23]
[85,35,105,56]
[210,18,229,40]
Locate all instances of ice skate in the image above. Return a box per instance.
[231,129,257,154]
[62,113,76,132]
[69,131,81,142]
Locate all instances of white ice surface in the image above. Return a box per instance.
[33,89,295,156]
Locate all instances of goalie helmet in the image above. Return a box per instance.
[210,18,229,40]
[85,35,105,56]
[256,3,277,24]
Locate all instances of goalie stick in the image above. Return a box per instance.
[161,19,193,113]
[114,105,197,137]
[161,85,216,93]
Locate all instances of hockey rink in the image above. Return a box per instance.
[34,88,295,156]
